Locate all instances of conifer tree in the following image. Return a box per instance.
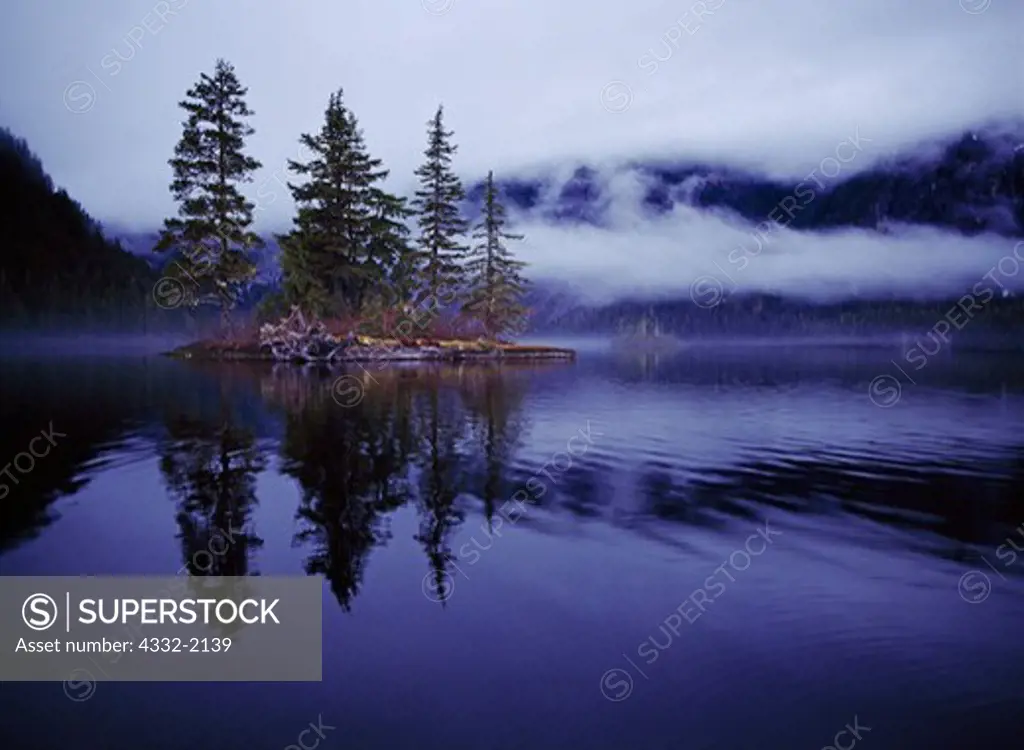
[365,186,416,315]
[278,233,331,317]
[155,59,263,332]
[463,170,529,340]
[410,105,469,306]
[278,89,410,319]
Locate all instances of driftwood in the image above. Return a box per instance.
[258,307,352,362]
[258,306,467,363]
[248,306,573,364]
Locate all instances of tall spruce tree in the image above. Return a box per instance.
[365,186,416,314]
[410,105,469,307]
[278,89,410,319]
[463,170,529,340]
[155,59,263,331]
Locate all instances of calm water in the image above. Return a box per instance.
[1,337,1023,750]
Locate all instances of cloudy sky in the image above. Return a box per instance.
[1,0,1022,297]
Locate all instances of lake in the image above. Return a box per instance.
[1,336,1022,749]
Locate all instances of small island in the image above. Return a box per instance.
[165,307,575,363]
[154,60,575,366]
[167,338,575,363]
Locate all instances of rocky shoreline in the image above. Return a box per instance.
[164,338,576,363]
[163,308,576,364]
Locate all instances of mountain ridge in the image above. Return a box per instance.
[464,122,1024,237]
[109,121,1024,278]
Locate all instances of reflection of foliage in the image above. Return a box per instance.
[458,366,529,524]
[260,364,534,610]
[0,358,190,553]
[275,368,410,610]
[415,388,467,603]
[158,414,266,577]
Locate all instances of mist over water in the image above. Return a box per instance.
[0,333,193,357]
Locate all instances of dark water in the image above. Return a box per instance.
[1,337,1023,750]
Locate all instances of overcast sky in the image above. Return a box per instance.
[1,0,1022,298]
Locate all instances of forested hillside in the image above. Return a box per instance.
[0,127,165,330]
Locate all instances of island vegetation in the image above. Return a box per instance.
[154,58,570,363]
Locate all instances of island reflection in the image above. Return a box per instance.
[1,352,1022,614]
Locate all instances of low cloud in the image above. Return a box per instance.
[512,201,1024,304]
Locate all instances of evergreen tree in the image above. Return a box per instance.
[410,105,469,307]
[278,89,410,319]
[463,171,529,340]
[155,59,264,332]
[366,186,416,309]
[278,232,331,317]
[358,186,416,332]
